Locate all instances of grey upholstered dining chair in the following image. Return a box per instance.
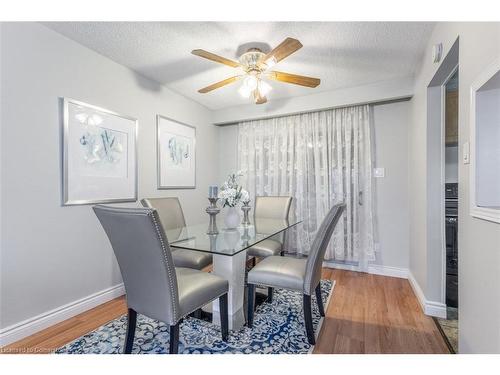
[247,196,293,302]
[247,203,345,345]
[247,196,293,259]
[93,205,229,354]
[141,197,212,270]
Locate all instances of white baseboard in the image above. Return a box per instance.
[407,272,447,318]
[367,264,409,279]
[323,261,408,279]
[0,283,125,347]
[424,300,447,318]
[323,261,361,272]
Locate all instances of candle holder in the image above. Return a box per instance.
[241,225,251,247]
[241,203,251,226]
[208,233,218,252]
[206,197,220,234]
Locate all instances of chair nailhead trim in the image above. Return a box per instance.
[148,210,179,323]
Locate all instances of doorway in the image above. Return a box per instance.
[436,70,459,353]
[425,38,459,353]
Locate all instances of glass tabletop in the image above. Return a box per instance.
[165,218,301,256]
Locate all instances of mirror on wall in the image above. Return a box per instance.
[470,58,500,223]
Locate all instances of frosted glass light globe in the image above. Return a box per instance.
[244,75,258,90]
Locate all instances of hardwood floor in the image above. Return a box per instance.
[315,269,449,353]
[2,269,449,354]
[1,297,127,354]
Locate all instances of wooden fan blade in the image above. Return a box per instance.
[268,71,320,88]
[198,76,240,93]
[263,38,303,64]
[253,90,267,104]
[192,49,240,68]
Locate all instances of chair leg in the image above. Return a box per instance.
[124,308,137,354]
[303,294,316,345]
[219,293,229,341]
[247,284,255,328]
[169,323,180,354]
[267,287,273,303]
[315,283,325,317]
[191,308,202,319]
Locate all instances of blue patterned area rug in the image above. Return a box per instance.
[56,280,334,354]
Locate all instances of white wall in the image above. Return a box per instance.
[0,23,218,337]
[217,125,239,184]
[371,102,410,270]
[217,100,411,271]
[409,22,500,353]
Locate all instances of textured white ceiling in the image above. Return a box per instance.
[43,22,434,110]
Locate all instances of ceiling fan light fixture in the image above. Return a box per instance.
[264,56,277,69]
[192,37,320,104]
[243,75,258,90]
[258,79,272,97]
[239,48,266,69]
[238,84,252,98]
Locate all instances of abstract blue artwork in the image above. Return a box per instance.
[157,115,196,188]
[63,98,137,205]
[167,135,190,167]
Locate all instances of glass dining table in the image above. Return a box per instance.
[165,218,301,330]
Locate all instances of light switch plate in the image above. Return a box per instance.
[374,168,385,178]
[463,141,470,164]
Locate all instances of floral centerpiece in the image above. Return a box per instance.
[218,171,249,207]
[219,171,250,229]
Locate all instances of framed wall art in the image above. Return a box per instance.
[62,98,138,205]
[157,115,196,189]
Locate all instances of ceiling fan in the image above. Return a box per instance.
[192,37,320,104]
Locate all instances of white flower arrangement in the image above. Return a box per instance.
[218,171,250,208]
[240,190,250,206]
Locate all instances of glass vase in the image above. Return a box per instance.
[224,206,240,230]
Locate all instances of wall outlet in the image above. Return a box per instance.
[374,168,385,178]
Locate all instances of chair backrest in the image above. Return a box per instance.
[141,197,186,231]
[255,196,293,220]
[93,205,180,325]
[255,196,293,243]
[303,203,346,295]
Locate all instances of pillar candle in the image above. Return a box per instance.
[209,185,218,198]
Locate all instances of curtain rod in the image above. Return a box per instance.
[214,95,412,126]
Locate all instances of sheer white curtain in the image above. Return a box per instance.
[238,105,375,266]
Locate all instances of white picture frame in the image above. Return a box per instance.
[469,57,500,223]
[157,115,196,189]
[62,98,138,205]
